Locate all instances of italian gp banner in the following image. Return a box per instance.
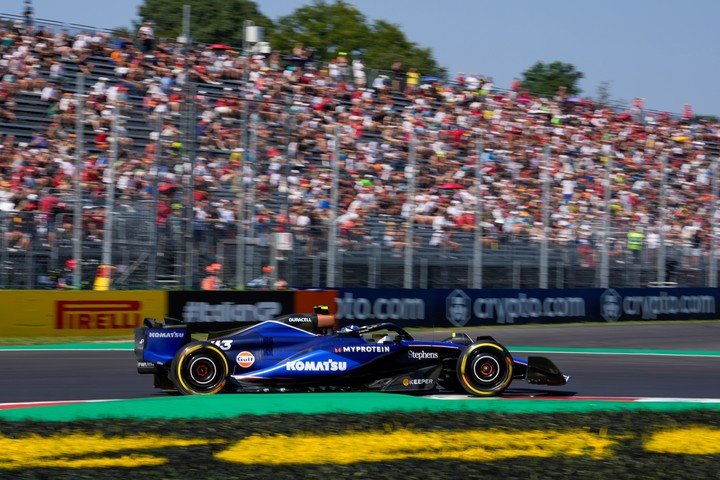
[0,290,167,337]
[335,288,720,327]
[167,291,295,331]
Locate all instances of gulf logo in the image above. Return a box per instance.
[236,351,255,368]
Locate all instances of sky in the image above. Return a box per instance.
[2,0,718,115]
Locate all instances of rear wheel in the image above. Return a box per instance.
[170,342,229,395]
[456,342,513,396]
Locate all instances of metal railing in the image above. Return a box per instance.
[0,208,715,290]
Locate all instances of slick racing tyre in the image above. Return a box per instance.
[457,342,513,396]
[170,342,229,395]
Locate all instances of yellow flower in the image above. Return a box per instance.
[645,427,720,455]
[216,428,618,465]
[0,433,217,470]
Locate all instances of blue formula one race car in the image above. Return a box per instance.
[134,306,569,396]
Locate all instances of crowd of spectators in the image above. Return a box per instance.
[0,13,718,275]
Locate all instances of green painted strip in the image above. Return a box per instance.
[509,347,720,357]
[1,394,719,422]
[0,342,134,351]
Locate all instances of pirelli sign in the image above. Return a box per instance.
[55,300,143,329]
[0,291,167,337]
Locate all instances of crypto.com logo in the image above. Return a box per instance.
[446,289,471,327]
[600,289,623,322]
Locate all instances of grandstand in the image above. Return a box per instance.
[0,12,718,290]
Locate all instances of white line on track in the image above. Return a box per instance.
[634,398,720,403]
[0,399,119,410]
[426,394,720,402]
[510,350,720,358]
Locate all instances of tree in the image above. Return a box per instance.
[363,20,443,77]
[138,0,273,47]
[135,0,445,75]
[269,0,445,76]
[521,61,584,98]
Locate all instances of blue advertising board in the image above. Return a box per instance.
[334,288,719,327]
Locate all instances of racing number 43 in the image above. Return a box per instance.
[210,340,233,351]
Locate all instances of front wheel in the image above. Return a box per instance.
[170,342,229,395]
[456,342,513,396]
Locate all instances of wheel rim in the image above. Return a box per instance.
[471,355,500,384]
[188,356,217,386]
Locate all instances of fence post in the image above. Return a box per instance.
[539,145,550,288]
[404,130,416,289]
[148,114,162,288]
[600,145,612,288]
[710,158,718,287]
[73,72,84,289]
[269,234,278,289]
[182,81,197,289]
[657,154,667,285]
[473,139,483,289]
[180,4,196,290]
[24,244,33,289]
[237,34,250,289]
[0,214,7,287]
[246,113,258,282]
[101,108,119,272]
[235,139,246,288]
[326,126,339,287]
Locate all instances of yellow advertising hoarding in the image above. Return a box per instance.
[0,291,167,337]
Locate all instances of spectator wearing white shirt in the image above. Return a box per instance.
[138,22,154,53]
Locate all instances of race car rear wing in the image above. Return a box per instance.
[134,317,191,372]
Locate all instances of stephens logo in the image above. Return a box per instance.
[56,300,142,329]
[286,359,347,372]
[236,351,255,368]
[408,350,438,360]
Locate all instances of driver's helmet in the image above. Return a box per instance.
[377,335,393,344]
[338,325,359,333]
[314,305,330,315]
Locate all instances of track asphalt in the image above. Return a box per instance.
[1,321,718,403]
